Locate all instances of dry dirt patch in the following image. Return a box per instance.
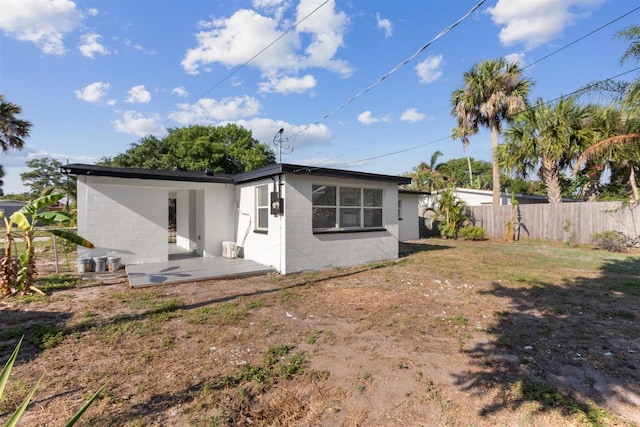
[0,239,639,426]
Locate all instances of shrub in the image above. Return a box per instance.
[591,230,627,252]
[458,225,485,241]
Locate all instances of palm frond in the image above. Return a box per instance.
[573,133,640,175]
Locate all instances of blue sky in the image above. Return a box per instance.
[1,0,638,194]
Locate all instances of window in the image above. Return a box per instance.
[398,199,403,220]
[256,185,269,231]
[312,184,383,231]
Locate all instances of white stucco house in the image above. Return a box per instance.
[62,163,418,275]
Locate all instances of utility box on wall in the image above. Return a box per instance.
[270,191,284,215]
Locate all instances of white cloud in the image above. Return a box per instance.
[295,0,352,76]
[234,118,332,150]
[125,85,152,104]
[294,157,366,168]
[358,111,390,125]
[172,96,262,125]
[74,81,111,103]
[488,0,604,49]
[182,9,296,74]
[376,13,393,38]
[258,74,317,94]
[416,55,443,84]
[113,111,165,137]
[78,33,110,59]
[181,1,352,79]
[400,108,425,123]
[0,0,82,55]
[172,87,189,97]
[504,52,526,67]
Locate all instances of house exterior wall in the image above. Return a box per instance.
[234,178,284,270]
[175,190,197,251]
[398,193,420,241]
[76,176,169,265]
[202,184,236,257]
[77,175,236,265]
[280,174,400,274]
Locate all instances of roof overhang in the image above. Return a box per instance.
[61,164,234,184]
[62,163,412,186]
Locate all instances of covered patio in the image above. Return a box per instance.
[125,244,274,288]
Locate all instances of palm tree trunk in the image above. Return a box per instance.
[490,120,501,206]
[630,166,639,202]
[541,156,563,204]
[0,233,13,296]
[464,145,474,186]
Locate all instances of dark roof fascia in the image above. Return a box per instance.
[61,163,412,186]
[233,163,412,185]
[61,164,234,184]
[399,189,431,195]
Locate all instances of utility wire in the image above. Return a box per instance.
[317,65,640,172]
[293,0,486,138]
[312,5,640,171]
[160,0,330,129]
[522,5,640,71]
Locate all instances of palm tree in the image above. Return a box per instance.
[573,132,640,201]
[451,58,533,205]
[498,97,592,204]
[0,94,32,152]
[572,26,640,201]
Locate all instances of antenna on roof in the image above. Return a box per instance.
[273,128,293,163]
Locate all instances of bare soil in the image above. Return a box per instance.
[1,239,639,426]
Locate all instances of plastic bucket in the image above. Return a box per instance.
[94,256,107,272]
[77,257,92,273]
[107,256,121,272]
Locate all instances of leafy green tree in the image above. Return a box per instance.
[20,157,74,199]
[102,124,276,174]
[0,94,31,153]
[451,58,533,205]
[404,151,446,192]
[498,97,592,204]
[573,26,640,201]
[437,158,493,189]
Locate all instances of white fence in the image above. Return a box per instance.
[466,201,640,243]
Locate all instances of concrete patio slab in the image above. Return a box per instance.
[125,256,274,288]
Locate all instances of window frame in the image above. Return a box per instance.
[312,184,385,233]
[255,184,269,232]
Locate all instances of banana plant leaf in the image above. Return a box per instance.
[10,212,30,231]
[35,211,72,225]
[50,229,95,249]
[18,194,65,217]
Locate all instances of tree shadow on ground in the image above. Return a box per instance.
[453,256,640,422]
[400,240,453,257]
[0,309,72,365]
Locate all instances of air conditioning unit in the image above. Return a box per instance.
[222,241,238,259]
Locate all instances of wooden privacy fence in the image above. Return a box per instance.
[466,201,640,243]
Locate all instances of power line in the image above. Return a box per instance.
[522,5,640,71]
[293,0,486,138]
[314,5,640,171]
[322,66,640,172]
[159,0,330,131]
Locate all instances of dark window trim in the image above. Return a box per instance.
[253,229,268,235]
[313,227,386,235]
